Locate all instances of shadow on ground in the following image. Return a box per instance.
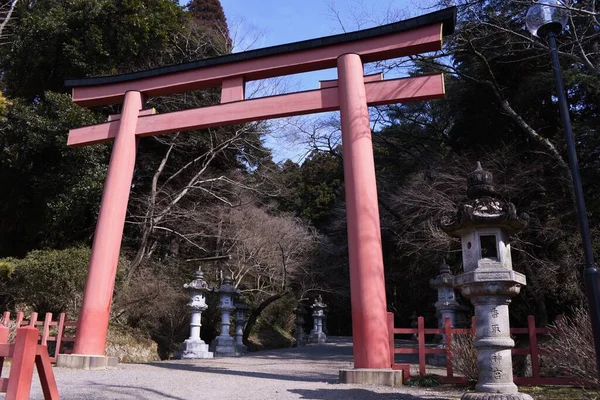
[288,388,455,399]
[146,363,337,383]
[82,382,188,400]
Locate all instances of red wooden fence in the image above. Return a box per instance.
[387,313,579,386]
[0,325,60,399]
[1,312,76,364]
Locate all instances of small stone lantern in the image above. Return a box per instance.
[309,295,327,344]
[211,275,240,357]
[430,259,467,330]
[234,302,249,353]
[181,268,213,359]
[441,162,531,400]
[294,304,307,347]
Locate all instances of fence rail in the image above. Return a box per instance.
[1,312,76,363]
[387,313,579,386]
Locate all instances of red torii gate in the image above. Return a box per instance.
[61,7,455,371]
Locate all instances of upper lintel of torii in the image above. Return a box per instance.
[65,7,456,107]
[65,7,456,147]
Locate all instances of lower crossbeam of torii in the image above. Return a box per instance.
[60,7,456,371]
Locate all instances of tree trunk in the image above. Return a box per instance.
[242,292,290,345]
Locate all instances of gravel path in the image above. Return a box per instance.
[26,337,464,400]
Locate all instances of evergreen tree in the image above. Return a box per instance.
[186,0,232,53]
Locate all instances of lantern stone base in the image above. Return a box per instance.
[309,331,327,344]
[339,368,403,387]
[461,393,533,400]
[211,335,239,357]
[182,339,213,359]
[56,354,118,370]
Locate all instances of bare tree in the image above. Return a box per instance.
[0,0,18,47]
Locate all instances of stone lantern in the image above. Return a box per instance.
[181,268,213,359]
[430,259,467,330]
[441,162,531,400]
[234,302,249,353]
[294,304,307,347]
[309,295,327,344]
[211,275,240,357]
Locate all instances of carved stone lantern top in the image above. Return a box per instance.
[311,295,327,309]
[441,162,528,237]
[215,275,240,295]
[430,259,454,289]
[183,268,212,293]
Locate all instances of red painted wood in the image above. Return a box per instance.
[0,325,8,378]
[394,328,417,334]
[319,73,382,89]
[338,53,389,369]
[15,313,23,328]
[395,348,419,354]
[0,325,8,344]
[418,317,426,376]
[35,346,60,400]
[220,77,245,103]
[74,91,143,356]
[387,312,394,367]
[107,108,156,122]
[52,313,66,363]
[0,378,8,392]
[29,313,38,328]
[41,313,52,346]
[68,74,445,147]
[444,317,454,378]
[2,312,10,323]
[6,327,38,400]
[72,24,443,106]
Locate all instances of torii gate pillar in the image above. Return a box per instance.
[338,54,389,369]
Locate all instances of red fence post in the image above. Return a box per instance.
[387,312,394,367]
[15,313,24,327]
[6,327,38,400]
[41,313,52,346]
[29,313,38,328]
[418,316,426,376]
[444,316,454,378]
[527,315,540,379]
[52,313,66,363]
[0,323,9,378]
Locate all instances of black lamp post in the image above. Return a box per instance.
[526,0,600,377]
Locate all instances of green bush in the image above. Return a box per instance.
[0,246,125,316]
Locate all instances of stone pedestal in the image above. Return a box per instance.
[56,354,118,370]
[309,295,327,344]
[294,304,307,347]
[211,275,240,357]
[339,369,403,387]
[429,259,468,365]
[181,268,213,359]
[234,302,249,354]
[441,163,532,400]
[457,280,531,400]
